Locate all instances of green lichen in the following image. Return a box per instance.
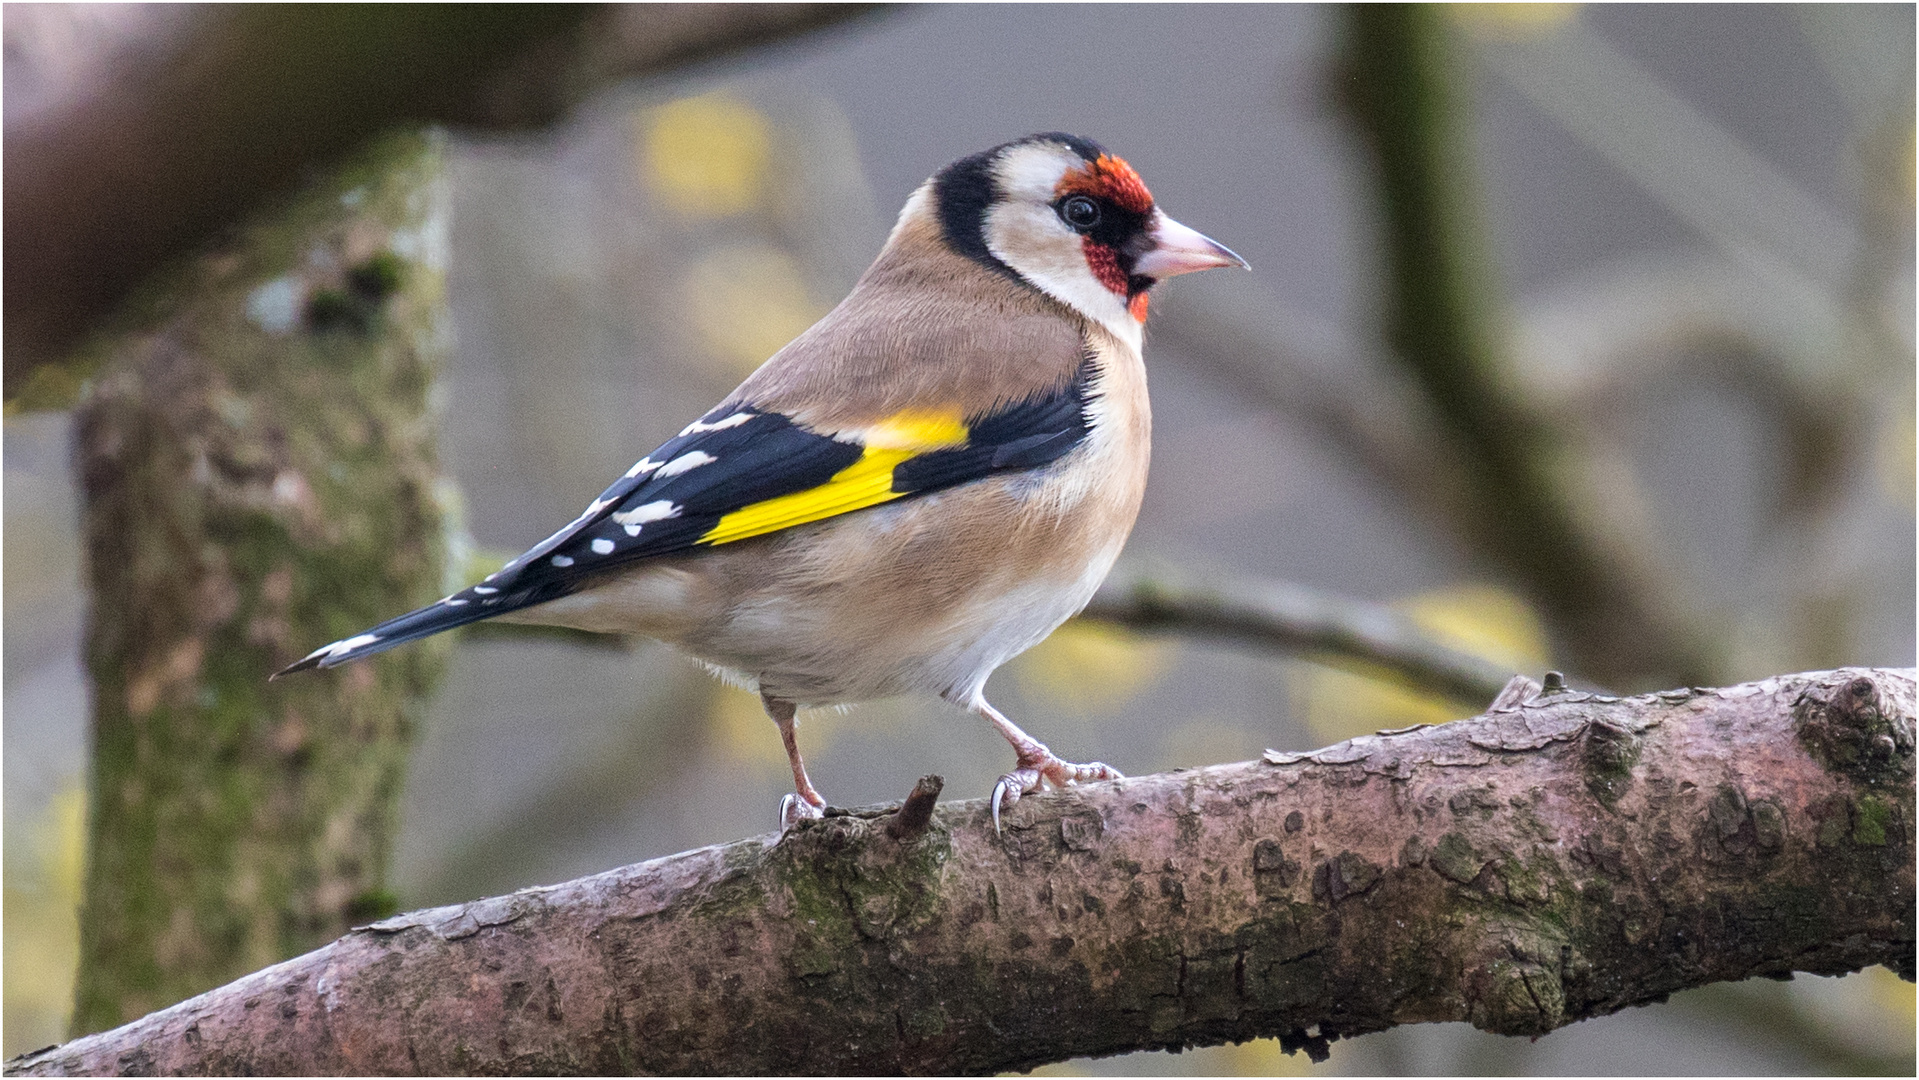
[766,815,954,988]
[1794,676,1916,787]
[1498,847,1557,906]
[1313,851,1382,902]
[1852,795,1891,847]
[1430,831,1485,884]
[1472,958,1564,1036]
[902,1005,949,1039]
[1582,720,1641,806]
[348,250,408,300]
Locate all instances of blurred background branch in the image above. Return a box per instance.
[1334,5,1717,690]
[1084,563,1520,707]
[3,3,880,407]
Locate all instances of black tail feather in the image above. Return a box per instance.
[272,578,573,678]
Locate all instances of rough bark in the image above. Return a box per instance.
[3,3,882,402]
[67,133,452,1036]
[14,667,1912,1076]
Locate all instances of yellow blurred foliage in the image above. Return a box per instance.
[709,685,861,776]
[1451,3,1580,39]
[4,783,87,1056]
[1794,966,1919,1063]
[1218,1036,1320,1075]
[1012,619,1170,714]
[1861,965,1917,1052]
[638,93,772,219]
[711,685,797,771]
[682,244,825,375]
[1298,584,1548,744]
[1023,1036,1317,1075]
[1882,403,1915,510]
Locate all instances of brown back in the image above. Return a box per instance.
[731,207,1091,431]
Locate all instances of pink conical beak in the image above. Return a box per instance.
[1132,213,1249,279]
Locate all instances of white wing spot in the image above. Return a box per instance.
[325,633,381,659]
[679,411,753,436]
[624,457,660,479]
[590,538,615,555]
[447,598,469,606]
[551,555,575,568]
[473,586,498,595]
[623,524,643,536]
[613,500,680,525]
[656,451,716,478]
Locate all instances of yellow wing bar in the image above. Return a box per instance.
[699,409,967,547]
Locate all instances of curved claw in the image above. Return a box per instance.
[989,756,1123,835]
[779,792,825,835]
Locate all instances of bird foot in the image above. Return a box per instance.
[991,753,1122,833]
[779,791,826,834]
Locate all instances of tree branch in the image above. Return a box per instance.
[1082,564,1520,706]
[3,3,882,400]
[11,668,1911,1076]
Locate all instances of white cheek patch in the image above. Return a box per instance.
[986,201,1139,352]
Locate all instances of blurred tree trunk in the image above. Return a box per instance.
[1336,6,1718,691]
[68,132,454,1035]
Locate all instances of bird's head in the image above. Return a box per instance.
[922,133,1248,343]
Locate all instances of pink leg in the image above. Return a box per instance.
[972,697,1122,832]
[765,694,826,832]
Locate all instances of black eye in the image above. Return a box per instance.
[1058,195,1101,232]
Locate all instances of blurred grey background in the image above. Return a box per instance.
[7,3,1913,1073]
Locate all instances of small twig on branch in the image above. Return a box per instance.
[12,667,1911,1077]
[885,776,944,841]
[1082,564,1520,706]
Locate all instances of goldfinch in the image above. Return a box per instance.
[279,133,1247,831]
